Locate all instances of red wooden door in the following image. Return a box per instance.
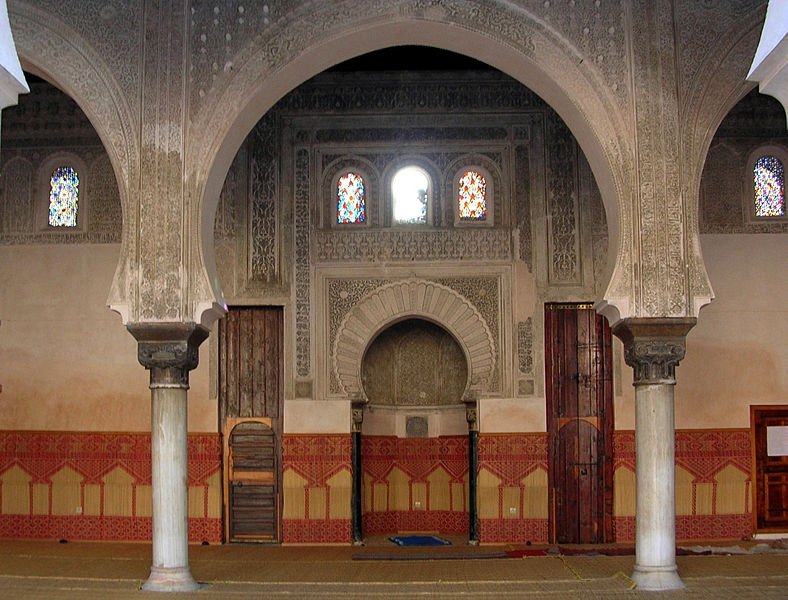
[219,307,283,542]
[752,406,788,531]
[545,304,613,544]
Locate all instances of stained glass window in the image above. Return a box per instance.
[392,167,428,225]
[753,155,785,217]
[457,170,487,221]
[337,172,366,224]
[48,166,79,227]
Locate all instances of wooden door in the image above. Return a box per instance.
[219,307,283,542]
[752,406,788,531]
[545,304,613,544]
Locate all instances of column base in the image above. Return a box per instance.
[632,564,685,591]
[141,566,202,592]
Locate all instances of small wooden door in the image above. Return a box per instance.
[224,419,278,541]
[219,307,283,542]
[752,406,788,531]
[545,304,613,544]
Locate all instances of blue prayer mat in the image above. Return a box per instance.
[389,535,452,546]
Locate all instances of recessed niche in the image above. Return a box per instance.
[361,318,468,407]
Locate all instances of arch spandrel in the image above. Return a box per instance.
[188,1,635,326]
[333,280,496,398]
[9,2,139,322]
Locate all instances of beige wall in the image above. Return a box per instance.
[2,233,783,435]
[0,244,215,432]
[674,234,787,429]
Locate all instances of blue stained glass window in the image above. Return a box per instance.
[753,155,785,217]
[337,172,366,224]
[48,166,79,227]
[457,170,487,220]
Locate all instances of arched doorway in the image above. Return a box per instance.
[360,318,471,538]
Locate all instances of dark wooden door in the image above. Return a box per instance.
[545,304,613,544]
[752,406,788,531]
[219,307,283,542]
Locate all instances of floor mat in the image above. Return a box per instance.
[389,535,452,546]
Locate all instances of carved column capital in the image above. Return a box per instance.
[464,397,479,432]
[127,322,209,388]
[350,396,368,433]
[613,318,696,385]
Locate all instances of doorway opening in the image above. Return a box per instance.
[545,303,614,544]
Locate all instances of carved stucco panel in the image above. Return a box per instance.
[11,0,141,101]
[627,2,686,317]
[249,112,279,284]
[294,148,311,377]
[137,0,187,321]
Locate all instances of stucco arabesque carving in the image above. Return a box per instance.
[331,279,497,399]
[187,0,636,324]
[676,5,767,316]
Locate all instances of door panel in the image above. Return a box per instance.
[225,419,278,541]
[545,304,613,544]
[752,406,788,531]
[219,307,283,543]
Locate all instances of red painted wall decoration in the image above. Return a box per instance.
[0,431,221,542]
[0,429,753,544]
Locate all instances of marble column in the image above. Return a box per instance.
[613,318,696,592]
[465,398,480,545]
[128,322,208,593]
[350,397,367,545]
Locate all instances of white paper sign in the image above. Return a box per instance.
[766,426,788,457]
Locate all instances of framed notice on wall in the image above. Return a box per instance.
[767,426,788,457]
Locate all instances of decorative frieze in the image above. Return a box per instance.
[315,229,512,262]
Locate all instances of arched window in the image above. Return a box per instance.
[48,166,79,227]
[753,155,785,217]
[392,166,429,225]
[336,171,366,224]
[457,170,487,221]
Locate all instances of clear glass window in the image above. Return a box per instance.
[392,166,429,225]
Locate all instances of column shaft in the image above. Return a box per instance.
[613,318,695,592]
[143,368,199,592]
[633,382,681,589]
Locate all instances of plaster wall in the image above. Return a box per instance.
[0,244,214,432]
[675,233,788,429]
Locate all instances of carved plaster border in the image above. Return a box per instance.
[332,279,496,398]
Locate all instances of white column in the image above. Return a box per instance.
[613,318,695,592]
[143,367,199,592]
[127,323,208,593]
[632,381,682,590]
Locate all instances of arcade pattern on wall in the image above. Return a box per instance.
[282,434,352,543]
[0,429,752,543]
[613,429,753,541]
[0,431,221,542]
[362,436,470,535]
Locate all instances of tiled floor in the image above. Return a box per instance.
[0,538,785,599]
